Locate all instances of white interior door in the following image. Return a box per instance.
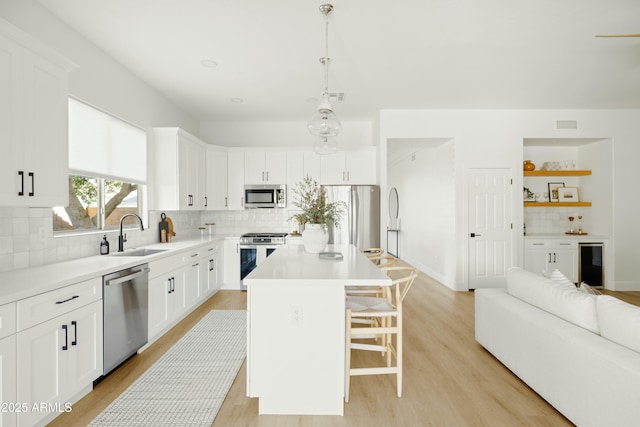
[468,168,513,289]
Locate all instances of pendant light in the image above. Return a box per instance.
[308,4,341,153]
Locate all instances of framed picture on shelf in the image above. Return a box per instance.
[548,182,565,203]
[558,186,579,202]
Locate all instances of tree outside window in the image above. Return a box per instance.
[53,175,141,232]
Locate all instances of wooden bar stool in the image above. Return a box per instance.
[344,266,418,402]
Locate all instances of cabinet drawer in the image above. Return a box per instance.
[524,240,551,249]
[148,254,184,279]
[183,249,203,262]
[17,277,102,331]
[0,302,16,339]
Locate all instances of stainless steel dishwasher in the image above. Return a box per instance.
[103,264,150,375]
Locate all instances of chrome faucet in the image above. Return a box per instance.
[118,213,144,252]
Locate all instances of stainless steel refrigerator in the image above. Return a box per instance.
[324,185,380,250]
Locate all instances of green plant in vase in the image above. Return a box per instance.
[290,175,345,253]
[290,175,345,230]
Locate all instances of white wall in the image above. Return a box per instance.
[380,109,640,291]
[387,139,456,288]
[199,121,373,148]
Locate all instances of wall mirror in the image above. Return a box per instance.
[389,187,399,227]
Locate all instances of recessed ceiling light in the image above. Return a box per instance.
[230,98,244,103]
[200,59,218,68]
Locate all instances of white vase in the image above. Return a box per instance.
[302,223,329,253]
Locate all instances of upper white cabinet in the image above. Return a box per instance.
[206,146,228,210]
[320,149,376,185]
[287,151,322,191]
[244,151,287,184]
[0,24,74,207]
[227,151,245,210]
[153,127,207,210]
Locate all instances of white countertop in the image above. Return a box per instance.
[524,233,609,241]
[0,235,232,306]
[244,244,391,286]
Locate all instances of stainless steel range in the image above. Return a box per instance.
[239,232,287,290]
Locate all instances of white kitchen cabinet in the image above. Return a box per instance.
[206,146,229,210]
[0,301,16,427]
[320,149,376,185]
[227,151,245,209]
[148,270,186,339]
[524,240,579,284]
[287,151,322,191]
[0,27,73,208]
[0,335,16,427]
[200,242,222,295]
[183,249,202,308]
[223,238,241,289]
[153,127,207,210]
[17,300,102,426]
[244,151,287,184]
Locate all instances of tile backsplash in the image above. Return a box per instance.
[524,207,590,235]
[0,207,300,273]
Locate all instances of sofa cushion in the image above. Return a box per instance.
[506,267,599,334]
[578,282,602,295]
[596,295,640,353]
[547,269,577,290]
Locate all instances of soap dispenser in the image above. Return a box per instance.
[100,235,110,255]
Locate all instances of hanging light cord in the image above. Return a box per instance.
[322,10,330,99]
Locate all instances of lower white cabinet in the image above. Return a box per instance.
[524,240,578,284]
[148,272,186,339]
[0,334,17,427]
[17,300,102,426]
[200,242,222,295]
[223,238,241,289]
[148,240,225,341]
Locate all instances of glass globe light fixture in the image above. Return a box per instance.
[313,136,338,155]
[307,97,341,137]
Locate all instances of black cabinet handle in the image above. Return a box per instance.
[209,259,214,272]
[205,196,208,207]
[71,320,77,346]
[62,324,68,351]
[167,277,172,294]
[28,172,34,196]
[56,295,79,304]
[18,171,24,196]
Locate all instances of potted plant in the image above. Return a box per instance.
[291,175,345,253]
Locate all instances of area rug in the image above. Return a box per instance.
[90,310,246,427]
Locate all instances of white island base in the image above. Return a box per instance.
[245,244,391,415]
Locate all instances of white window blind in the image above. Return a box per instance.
[68,98,147,184]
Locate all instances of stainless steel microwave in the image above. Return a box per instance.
[244,184,286,208]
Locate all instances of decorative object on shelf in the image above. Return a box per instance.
[308,4,341,155]
[523,187,535,202]
[568,216,575,233]
[548,182,565,202]
[577,215,584,234]
[523,160,536,171]
[558,186,579,202]
[290,175,345,253]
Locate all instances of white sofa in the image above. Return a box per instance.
[475,267,640,427]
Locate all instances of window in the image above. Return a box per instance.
[53,99,147,234]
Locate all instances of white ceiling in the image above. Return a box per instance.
[37,0,640,123]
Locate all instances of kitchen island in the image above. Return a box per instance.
[245,244,391,415]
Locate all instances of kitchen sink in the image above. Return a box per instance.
[112,248,168,257]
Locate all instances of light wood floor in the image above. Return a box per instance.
[48,271,640,427]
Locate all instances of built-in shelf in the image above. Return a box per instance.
[524,202,592,207]
[524,170,592,177]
